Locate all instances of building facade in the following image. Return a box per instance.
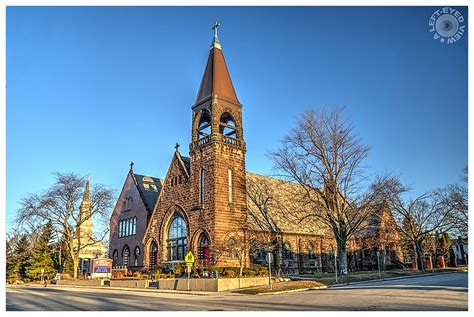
[109,27,403,274]
[108,167,162,271]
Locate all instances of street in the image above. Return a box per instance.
[6,272,468,311]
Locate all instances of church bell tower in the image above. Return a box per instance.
[189,23,247,263]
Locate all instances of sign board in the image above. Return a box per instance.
[184,251,195,266]
[266,252,274,264]
[91,258,113,278]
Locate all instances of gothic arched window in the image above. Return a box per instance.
[197,110,211,140]
[112,249,118,267]
[227,237,237,259]
[122,245,130,267]
[149,241,158,270]
[283,242,292,260]
[308,243,315,260]
[134,246,140,266]
[167,213,187,261]
[219,112,236,137]
[228,169,233,204]
[200,169,206,205]
[197,233,211,262]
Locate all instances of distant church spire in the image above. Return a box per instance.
[80,175,92,220]
[83,174,90,202]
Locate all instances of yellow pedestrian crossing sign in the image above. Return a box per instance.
[185,251,195,266]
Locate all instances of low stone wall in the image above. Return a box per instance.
[152,278,218,292]
[110,280,148,288]
[57,277,269,292]
[57,279,102,287]
[218,277,269,291]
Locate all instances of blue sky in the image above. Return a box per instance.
[6,6,468,230]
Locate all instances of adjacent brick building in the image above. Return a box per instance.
[109,167,162,269]
[109,27,402,274]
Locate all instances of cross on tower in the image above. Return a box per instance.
[130,161,134,171]
[175,142,180,152]
[212,22,220,38]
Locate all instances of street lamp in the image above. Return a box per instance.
[376,250,381,279]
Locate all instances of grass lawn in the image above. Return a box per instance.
[233,280,327,295]
[295,267,466,285]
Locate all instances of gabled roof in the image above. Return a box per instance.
[131,172,163,216]
[194,36,240,106]
[246,172,327,236]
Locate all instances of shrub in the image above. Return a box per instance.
[225,270,237,278]
[152,266,163,275]
[243,268,256,277]
[174,266,182,276]
[385,263,404,271]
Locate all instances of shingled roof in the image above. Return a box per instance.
[181,156,191,173]
[246,173,327,236]
[132,173,163,216]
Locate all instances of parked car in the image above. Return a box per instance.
[50,273,61,284]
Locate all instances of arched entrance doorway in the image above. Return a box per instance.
[197,232,211,266]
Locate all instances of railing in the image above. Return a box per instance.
[222,135,241,147]
[190,135,244,151]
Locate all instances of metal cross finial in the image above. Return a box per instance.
[212,22,220,38]
[175,142,180,151]
[130,161,134,171]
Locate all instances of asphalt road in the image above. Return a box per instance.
[6,272,468,311]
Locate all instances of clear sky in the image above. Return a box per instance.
[6,6,468,230]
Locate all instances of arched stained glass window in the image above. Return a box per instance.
[200,169,206,205]
[283,242,292,260]
[112,249,118,267]
[167,213,187,261]
[122,245,130,267]
[134,246,140,266]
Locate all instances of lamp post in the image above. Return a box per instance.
[331,246,338,284]
[376,249,381,279]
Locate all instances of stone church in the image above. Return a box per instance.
[109,26,402,275]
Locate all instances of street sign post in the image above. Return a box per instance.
[184,251,195,291]
[266,252,273,290]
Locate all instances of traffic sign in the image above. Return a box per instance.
[185,251,195,264]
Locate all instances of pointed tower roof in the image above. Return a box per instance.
[83,175,90,202]
[194,22,240,106]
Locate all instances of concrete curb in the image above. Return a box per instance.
[329,270,467,287]
[257,285,328,295]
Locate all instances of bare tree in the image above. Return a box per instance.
[17,172,115,278]
[268,107,385,275]
[440,167,468,237]
[372,177,456,271]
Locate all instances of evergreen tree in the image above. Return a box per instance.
[8,235,31,282]
[6,239,17,283]
[436,232,452,263]
[27,222,56,280]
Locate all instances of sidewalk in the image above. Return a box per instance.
[7,283,221,296]
[330,269,468,287]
